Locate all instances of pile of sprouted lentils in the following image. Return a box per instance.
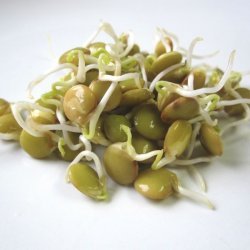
[1,22,250,209]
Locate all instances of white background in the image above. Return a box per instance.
[1,0,250,249]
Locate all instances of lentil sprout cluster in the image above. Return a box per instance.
[1,22,250,208]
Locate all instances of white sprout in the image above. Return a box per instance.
[85,64,99,71]
[105,43,121,59]
[76,50,86,83]
[187,165,207,192]
[79,135,92,152]
[156,27,172,53]
[186,37,203,68]
[103,64,117,71]
[200,94,220,111]
[57,73,76,84]
[217,98,250,107]
[183,122,207,192]
[186,122,201,158]
[153,149,213,207]
[86,81,118,139]
[119,125,164,163]
[32,122,81,133]
[86,56,121,139]
[180,47,219,60]
[119,31,135,58]
[149,62,184,92]
[199,107,218,126]
[187,73,194,90]
[177,185,214,209]
[79,135,92,161]
[84,22,118,47]
[56,106,92,160]
[84,55,98,64]
[188,111,220,124]
[134,54,148,87]
[11,102,53,137]
[85,62,115,72]
[161,28,180,50]
[56,109,83,151]
[155,155,176,169]
[66,150,104,181]
[99,72,141,87]
[85,52,122,139]
[168,50,235,97]
[26,63,78,99]
[173,157,213,165]
[29,120,60,143]
[133,150,163,162]
[40,97,61,107]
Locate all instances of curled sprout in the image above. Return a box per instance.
[11,101,80,144]
[84,47,121,140]
[198,106,218,127]
[66,150,107,200]
[120,125,164,163]
[84,81,118,139]
[84,21,118,47]
[155,50,236,97]
[156,27,172,53]
[149,63,184,92]
[201,94,220,112]
[196,94,219,126]
[41,91,62,107]
[66,150,104,181]
[159,27,180,51]
[84,31,142,140]
[186,37,203,68]
[26,63,78,99]
[11,102,54,137]
[119,31,135,58]
[159,28,219,60]
[154,155,176,170]
[56,108,84,151]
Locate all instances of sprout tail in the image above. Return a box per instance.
[187,165,207,192]
[177,185,215,209]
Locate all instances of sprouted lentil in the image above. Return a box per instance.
[1,22,250,209]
